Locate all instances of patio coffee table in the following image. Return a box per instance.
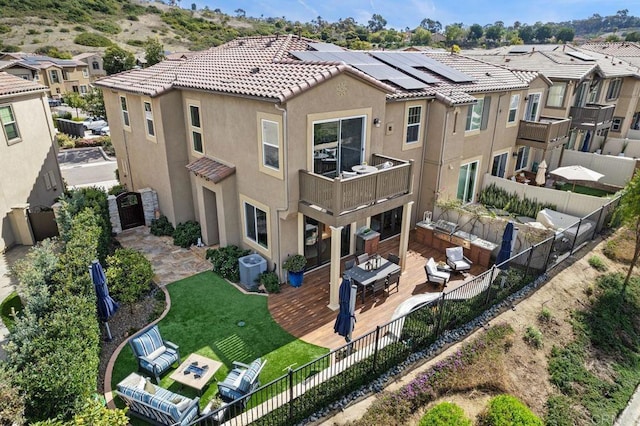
[170,353,222,395]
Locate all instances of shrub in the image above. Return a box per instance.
[0,24,11,34]
[419,402,471,426]
[27,29,40,35]
[108,184,126,196]
[106,248,154,307]
[173,220,201,248]
[91,21,121,34]
[74,32,112,47]
[545,395,576,426]
[127,15,139,21]
[0,292,23,332]
[282,254,307,273]
[73,25,85,32]
[588,255,607,272]
[56,133,76,149]
[60,28,70,33]
[0,365,26,425]
[2,45,20,52]
[538,307,552,323]
[126,39,146,47]
[150,215,175,237]
[524,325,543,349]
[32,397,129,425]
[479,183,557,218]
[259,271,281,293]
[206,245,250,282]
[479,394,543,426]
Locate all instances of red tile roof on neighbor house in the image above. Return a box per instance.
[0,72,48,96]
[185,156,236,183]
[95,34,535,106]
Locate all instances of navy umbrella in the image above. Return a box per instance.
[495,222,515,268]
[333,276,357,343]
[90,259,119,341]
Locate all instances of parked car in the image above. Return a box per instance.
[48,98,62,107]
[82,116,107,131]
[93,125,110,136]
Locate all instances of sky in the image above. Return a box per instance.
[195,0,638,30]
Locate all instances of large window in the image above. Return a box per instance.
[49,70,59,83]
[120,96,129,127]
[189,104,203,153]
[465,98,484,132]
[515,146,530,170]
[546,82,567,108]
[457,161,478,203]
[524,93,541,121]
[143,101,155,137]
[405,105,422,144]
[0,105,20,144]
[491,152,508,178]
[244,202,268,249]
[507,94,520,124]
[313,116,364,177]
[261,119,279,169]
[606,78,622,100]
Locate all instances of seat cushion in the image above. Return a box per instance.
[426,258,437,275]
[450,259,470,270]
[446,247,464,262]
[141,348,179,373]
[117,385,151,404]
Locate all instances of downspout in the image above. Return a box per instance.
[434,109,450,206]
[274,102,288,278]
[415,99,433,222]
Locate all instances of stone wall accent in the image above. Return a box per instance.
[139,188,159,226]
[108,195,122,234]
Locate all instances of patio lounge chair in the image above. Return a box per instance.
[130,325,180,384]
[218,358,267,407]
[425,257,450,287]
[445,246,472,273]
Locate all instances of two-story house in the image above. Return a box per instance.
[466,45,640,163]
[73,52,106,82]
[96,35,557,308]
[0,72,64,252]
[0,53,91,99]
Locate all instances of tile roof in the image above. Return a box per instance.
[0,72,48,96]
[186,156,236,183]
[0,60,39,71]
[96,35,534,106]
[581,42,640,68]
[6,53,85,69]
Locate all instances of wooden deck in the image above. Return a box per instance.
[268,231,487,350]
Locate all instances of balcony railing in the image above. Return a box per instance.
[516,116,571,149]
[299,154,413,218]
[569,104,615,130]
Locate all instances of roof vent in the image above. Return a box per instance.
[239,41,244,46]
[250,67,260,74]
[485,72,491,76]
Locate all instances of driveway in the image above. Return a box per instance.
[58,147,118,190]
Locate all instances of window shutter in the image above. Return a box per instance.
[480,96,491,130]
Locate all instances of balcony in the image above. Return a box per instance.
[298,154,414,227]
[569,103,615,131]
[516,116,571,150]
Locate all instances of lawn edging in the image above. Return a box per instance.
[104,284,171,409]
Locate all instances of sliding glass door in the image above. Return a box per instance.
[313,116,365,177]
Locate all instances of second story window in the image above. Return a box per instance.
[120,96,129,127]
[144,101,155,138]
[0,105,20,145]
[92,61,100,70]
[189,104,203,153]
[82,69,89,78]
[515,146,530,170]
[405,105,422,144]
[546,82,567,108]
[50,70,59,83]
[465,98,485,132]
[261,119,279,169]
[606,78,622,101]
[62,70,70,81]
[507,94,520,124]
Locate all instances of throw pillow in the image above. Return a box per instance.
[136,375,146,390]
[144,378,156,395]
[170,396,183,404]
[147,345,167,361]
[176,398,191,412]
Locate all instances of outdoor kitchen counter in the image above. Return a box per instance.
[415,221,498,268]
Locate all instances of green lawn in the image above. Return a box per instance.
[555,182,614,197]
[0,291,22,331]
[112,271,328,411]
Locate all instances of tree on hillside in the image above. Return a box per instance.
[410,27,432,46]
[615,172,640,293]
[62,92,85,118]
[555,27,575,43]
[103,46,135,75]
[444,23,465,47]
[144,37,165,67]
[468,24,484,43]
[535,25,553,43]
[518,25,535,43]
[626,31,640,42]
[367,14,387,32]
[484,23,505,45]
[420,18,442,34]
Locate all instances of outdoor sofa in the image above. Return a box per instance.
[116,372,200,426]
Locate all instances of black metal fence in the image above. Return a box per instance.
[190,198,620,426]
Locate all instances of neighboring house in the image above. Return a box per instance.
[95,35,556,308]
[0,72,63,252]
[0,60,40,81]
[466,44,640,158]
[73,52,106,82]
[0,53,91,98]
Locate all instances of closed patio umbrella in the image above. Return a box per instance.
[90,259,119,341]
[535,160,547,186]
[334,276,357,343]
[495,222,516,268]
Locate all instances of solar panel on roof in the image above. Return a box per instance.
[509,46,530,54]
[388,77,428,90]
[371,52,439,84]
[308,42,344,52]
[565,51,596,61]
[374,52,473,83]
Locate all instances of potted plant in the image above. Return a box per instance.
[282,254,307,287]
